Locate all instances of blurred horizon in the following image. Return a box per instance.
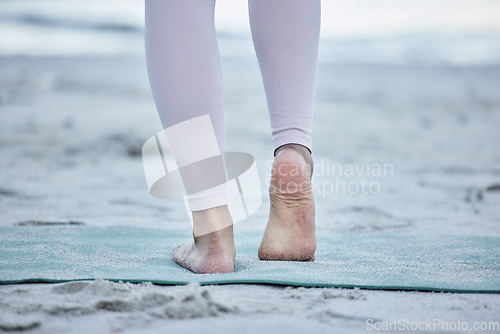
[0,0,500,66]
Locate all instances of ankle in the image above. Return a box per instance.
[192,205,233,237]
[194,225,235,257]
[274,144,313,178]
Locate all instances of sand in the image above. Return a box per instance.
[1,279,498,333]
[1,14,500,332]
[1,53,499,333]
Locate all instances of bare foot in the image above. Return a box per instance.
[259,144,316,261]
[173,206,235,274]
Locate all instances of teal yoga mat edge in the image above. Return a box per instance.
[2,226,499,294]
[2,278,499,294]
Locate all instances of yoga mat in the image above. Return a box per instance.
[1,226,499,293]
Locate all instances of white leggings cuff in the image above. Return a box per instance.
[273,129,312,154]
[186,184,229,212]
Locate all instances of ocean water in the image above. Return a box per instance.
[0,0,500,66]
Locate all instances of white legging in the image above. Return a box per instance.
[145,0,320,211]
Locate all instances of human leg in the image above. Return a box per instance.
[249,0,320,261]
[145,0,234,273]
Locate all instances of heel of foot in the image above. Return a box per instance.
[172,224,236,274]
[269,149,314,203]
[197,257,235,274]
[258,243,316,262]
[259,147,316,262]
